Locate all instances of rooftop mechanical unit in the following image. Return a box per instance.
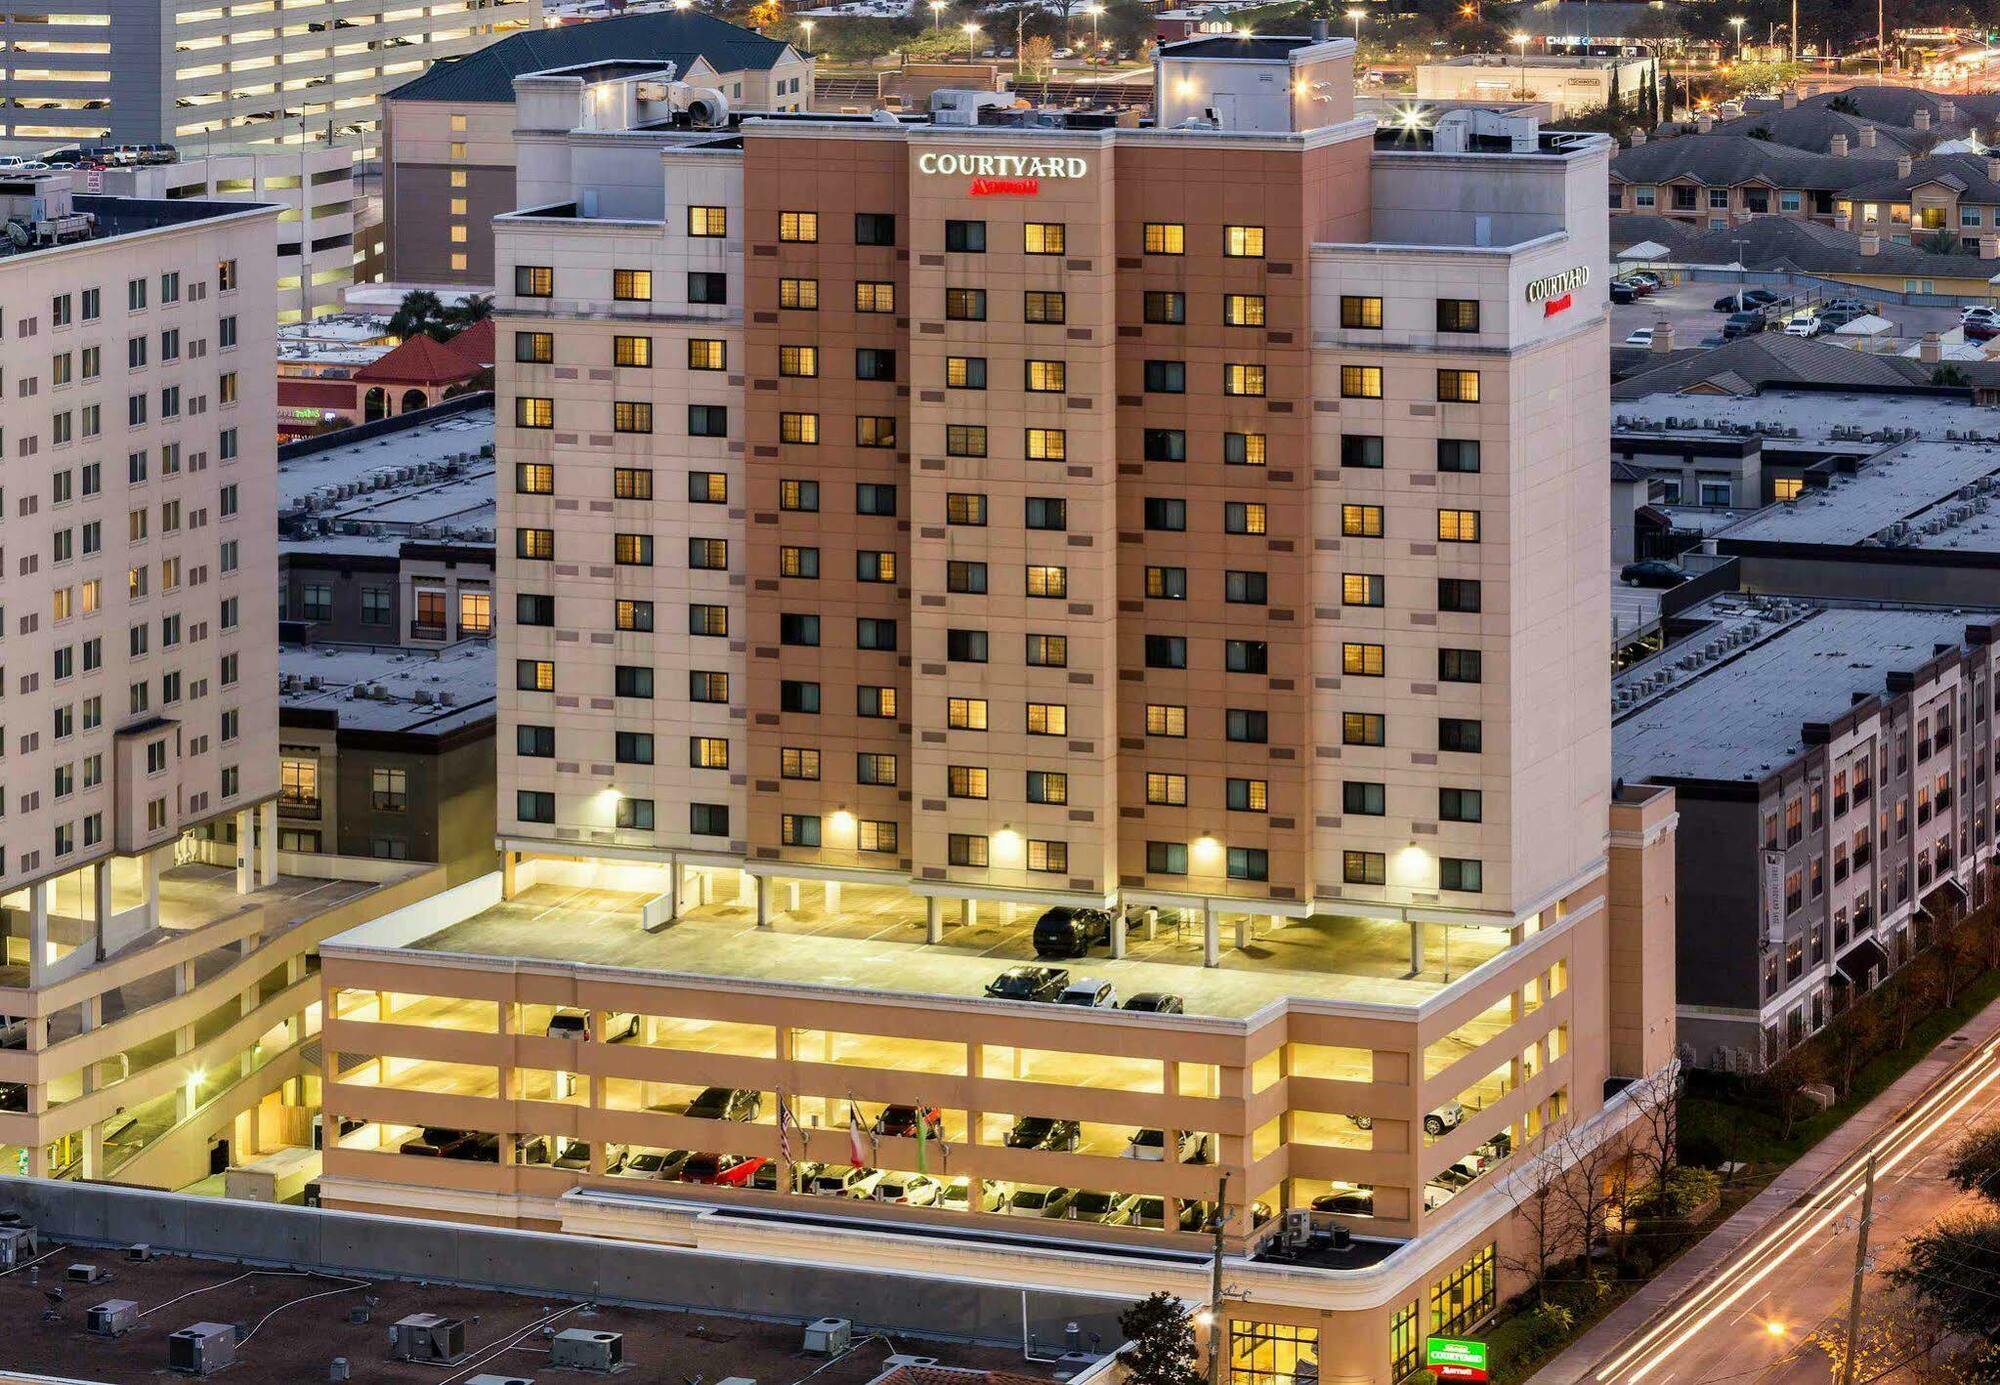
[391,1312,466,1363]
[549,1327,623,1372]
[803,1318,853,1356]
[464,1376,537,1385]
[167,1322,237,1376]
[66,1263,109,1284]
[86,1299,139,1337]
[0,1225,38,1268]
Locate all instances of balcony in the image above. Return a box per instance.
[278,793,321,821]
[409,619,447,642]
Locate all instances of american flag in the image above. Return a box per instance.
[776,1095,801,1163]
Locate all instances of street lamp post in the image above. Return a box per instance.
[929,0,943,27]
[1729,15,1745,60]
[1085,2,1102,50]
[1346,7,1363,46]
[1511,32,1529,95]
[800,17,813,52]
[963,20,979,61]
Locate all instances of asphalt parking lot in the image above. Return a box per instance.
[1612,279,1979,351]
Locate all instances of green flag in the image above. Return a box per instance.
[915,1107,929,1174]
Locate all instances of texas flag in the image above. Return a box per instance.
[847,1101,869,1168]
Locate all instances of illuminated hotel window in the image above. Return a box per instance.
[778,344,817,377]
[1223,363,1266,396]
[1023,290,1065,323]
[1025,428,1064,459]
[1223,224,1265,257]
[1341,503,1383,538]
[612,269,652,301]
[779,412,819,444]
[1024,221,1064,254]
[1143,222,1184,254]
[856,281,895,312]
[1341,295,1383,329]
[1146,772,1187,806]
[1145,704,1187,737]
[1026,840,1067,872]
[614,335,651,367]
[1025,359,1065,392]
[778,211,818,242]
[515,528,553,558]
[779,277,818,309]
[948,833,988,866]
[1437,508,1481,543]
[1224,294,1265,327]
[1437,369,1481,403]
[1340,365,1382,398]
[688,205,726,237]
[946,355,985,388]
[621,468,659,500]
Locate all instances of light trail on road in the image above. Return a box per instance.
[1589,1032,2000,1383]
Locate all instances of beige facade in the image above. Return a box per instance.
[95,147,359,323]
[1415,54,1655,119]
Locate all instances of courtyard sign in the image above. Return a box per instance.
[1426,1337,1489,1383]
[1525,264,1590,317]
[917,152,1090,179]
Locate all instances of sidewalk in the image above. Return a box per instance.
[1530,993,2000,1384]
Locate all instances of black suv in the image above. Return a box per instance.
[1032,906,1116,958]
[986,965,1069,1001]
[683,1086,761,1121]
[1004,1116,1082,1151]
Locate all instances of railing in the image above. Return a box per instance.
[409,619,447,641]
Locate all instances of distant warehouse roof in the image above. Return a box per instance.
[389,12,796,104]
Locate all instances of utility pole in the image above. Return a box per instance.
[1205,1170,1229,1385]
[1837,1151,1878,1385]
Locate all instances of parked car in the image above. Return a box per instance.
[940,1177,1012,1213]
[622,1148,692,1179]
[1969,320,2000,342]
[807,1166,870,1197]
[1104,1195,1204,1231]
[986,965,1069,1001]
[840,1168,887,1199]
[544,1009,640,1042]
[447,1133,501,1164]
[871,1172,943,1206]
[872,1104,944,1139]
[1122,992,1185,1014]
[682,1086,760,1121]
[1619,559,1689,588]
[1622,327,1655,348]
[1066,1189,1126,1223]
[550,1139,622,1173]
[1609,279,1638,305]
[1056,979,1117,1008]
[1721,310,1766,339]
[1713,286,1776,311]
[1627,271,1663,293]
[1311,1187,1375,1218]
[1433,1154,1488,1190]
[1004,1116,1082,1151]
[1817,306,1867,329]
[681,1153,764,1186]
[1961,304,1999,323]
[398,1127,477,1158]
[1032,906,1115,958]
[1123,1129,1210,1163]
[1782,314,1822,338]
[1823,297,1869,314]
[1423,1100,1467,1138]
[752,1158,819,1191]
[1005,1185,1076,1218]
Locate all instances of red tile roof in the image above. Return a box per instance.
[277,378,360,410]
[353,330,483,387]
[446,318,495,370]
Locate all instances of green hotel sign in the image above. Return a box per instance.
[1426,1337,1489,1382]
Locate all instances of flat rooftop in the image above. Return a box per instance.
[1613,600,1985,784]
[280,408,496,556]
[280,641,495,737]
[0,1241,1064,1385]
[1614,386,1992,443]
[379,882,1511,1020]
[1716,438,2000,550]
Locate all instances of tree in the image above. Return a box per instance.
[443,293,493,333]
[1808,1291,1953,1384]
[1889,1209,2000,1356]
[1762,1043,1827,1142]
[1020,33,1055,83]
[1826,1003,1881,1098]
[387,288,445,343]
[1889,953,1946,1049]
[1499,1133,1585,1304]
[745,0,782,30]
[1945,1121,2000,1203]
[1627,1057,1682,1197]
[1118,1292,1203,1385]
[1938,915,1986,1008]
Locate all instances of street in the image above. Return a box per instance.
[1539,1009,2000,1384]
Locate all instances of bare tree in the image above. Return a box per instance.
[1627,1057,1683,1198]
[1808,1290,1952,1384]
[1497,1128,1585,1305]
[1551,1121,1631,1267]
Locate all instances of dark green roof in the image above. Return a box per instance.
[389,12,793,104]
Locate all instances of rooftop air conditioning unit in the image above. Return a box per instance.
[550,1328,623,1373]
[87,1299,140,1337]
[167,1322,236,1375]
[0,1226,38,1267]
[464,1377,536,1385]
[803,1319,853,1356]
[391,1313,466,1363]
[67,1263,109,1284]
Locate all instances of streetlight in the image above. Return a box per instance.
[1345,6,1364,45]
[1085,2,1103,49]
[800,17,813,51]
[1511,31,1529,95]
[929,0,943,27]
[1729,15,1746,60]
[963,19,979,61]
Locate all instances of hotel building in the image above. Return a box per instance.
[316,42,1678,1384]
[0,172,444,1192]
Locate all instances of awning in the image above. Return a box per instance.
[1836,937,1888,987]
[1919,876,1970,916]
[1618,240,1673,260]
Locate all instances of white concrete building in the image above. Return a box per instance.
[1415,53,1657,119]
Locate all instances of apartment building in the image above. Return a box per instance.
[381,11,811,286]
[93,146,360,323]
[0,0,538,155]
[1616,599,2000,1071]
[313,48,1677,1385]
[0,173,447,1188]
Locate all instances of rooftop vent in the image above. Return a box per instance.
[550,1328,623,1373]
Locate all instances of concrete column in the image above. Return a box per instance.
[698,870,713,905]
[1145,907,1159,941]
[233,807,253,894]
[961,898,978,926]
[27,881,50,986]
[259,800,278,885]
[786,881,800,912]
[1203,905,1220,967]
[1268,913,1283,936]
[91,861,110,962]
[1111,908,1127,959]
[925,896,943,944]
[755,875,771,929]
[824,881,842,915]
[501,850,519,899]
[78,992,102,1183]
[1409,920,1426,974]
[737,870,755,906]
[1234,912,1250,950]
[141,848,162,932]
[667,859,684,922]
